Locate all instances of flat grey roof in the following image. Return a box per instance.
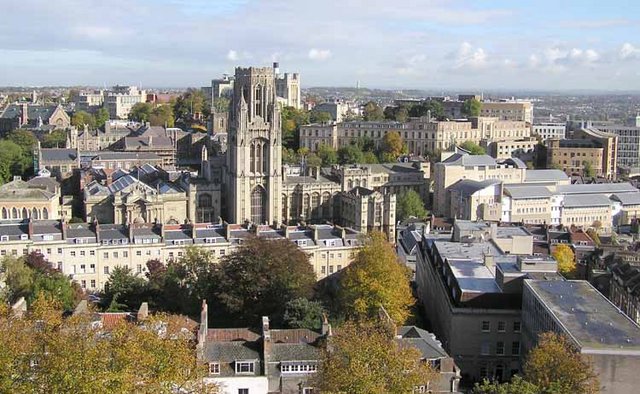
[505,185,552,199]
[524,169,569,183]
[611,192,640,205]
[448,259,502,293]
[563,194,612,208]
[557,183,637,195]
[525,280,640,352]
[448,179,500,196]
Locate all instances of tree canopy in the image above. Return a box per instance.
[1,253,82,310]
[462,98,482,117]
[524,332,599,393]
[460,140,486,155]
[95,107,110,128]
[380,131,405,162]
[317,143,338,165]
[396,189,427,222]
[474,332,599,394]
[128,102,154,123]
[310,111,333,123]
[71,110,96,129]
[0,294,215,393]
[41,129,68,148]
[281,106,309,149]
[314,320,437,394]
[283,298,325,330]
[363,101,384,121]
[339,232,415,324]
[211,237,316,327]
[552,244,576,277]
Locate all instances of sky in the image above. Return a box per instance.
[1,0,640,91]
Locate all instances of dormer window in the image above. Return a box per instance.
[0,235,8,241]
[20,234,28,241]
[235,360,255,374]
[208,362,220,375]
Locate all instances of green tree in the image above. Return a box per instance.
[362,151,379,164]
[380,131,405,162]
[94,107,110,128]
[310,111,333,123]
[281,106,310,149]
[524,332,599,393]
[363,101,384,121]
[314,320,437,394]
[317,143,338,165]
[283,298,325,330]
[211,237,316,326]
[583,161,595,178]
[473,376,540,394]
[585,228,601,247]
[339,232,415,324]
[338,144,365,165]
[460,140,486,155]
[0,140,27,184]
[462,98,482,117]
[71,110,96,129]
[213,97,230,113]
[0,256,33,303]
[397,189,427,221]
[552,244,576,277]
[41,129,68,148]
[128,102,153,123]
[409,100,444,119]
[103,266,147,311]
[149,104,175,127]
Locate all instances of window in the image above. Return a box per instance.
[80,264,86,272]
[136,251,142,256]
[123,251,128,258]
[90,280,96,288]
[497,321,506,332]
[208,362,220,375]
[496,341,505,355]
[220,250,225,256]
[238,390,249,394]
[80,250,85,256]
[511,341,520,356]
[302,388,315,394]
[71,251,76,257]
[114,252,118,258]
[90,251,95,256]
[481,342,490,355]
[137,264,142,274]
[81,280,86,289]
[90,264,95,272]
[104,266,110,275]
[58,248,63,254]
[513,321,521,333]
[235,361,254,374]
[103,252,108,259]
[481,321,490,332]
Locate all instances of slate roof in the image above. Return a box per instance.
[523,169,569,183]
[447,179,500,196]
[26,176,60,194]
[0,104,59,120]
[205,341,261,362]
[611,192,640,205]
[396,326,449,359]
[40,148,78,162]
[504,185,552,199]
[563,194,612,208]
[557,183,637,195]
[271,343,319,362]
[441,153,496,167]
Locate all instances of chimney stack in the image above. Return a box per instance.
[262,316,271,376]
[322,313,332,336]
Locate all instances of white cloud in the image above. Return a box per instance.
[226,50,239,61]
[452,42,487,70]
[308,48,332,61]
[620,43,640,60]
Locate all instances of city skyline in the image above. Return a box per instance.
[1,1,640,90]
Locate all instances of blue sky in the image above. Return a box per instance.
[1,0,639,90]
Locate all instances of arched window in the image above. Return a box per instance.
[254,84,263,118]
[42,208,48,220]
[250,186,266,224]
[22,208,28,219]
[303,193,311,219]
[1,207,7,219]
[262,142,269,174]
[198,194,212,208]
[311,193,320,219]
[322,192,331,219]
[348,179,353,189]
[12,207,18,219]
[282,194,288,222]
[32,208,39,220]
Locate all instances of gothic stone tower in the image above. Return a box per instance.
[226,66,282,225]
